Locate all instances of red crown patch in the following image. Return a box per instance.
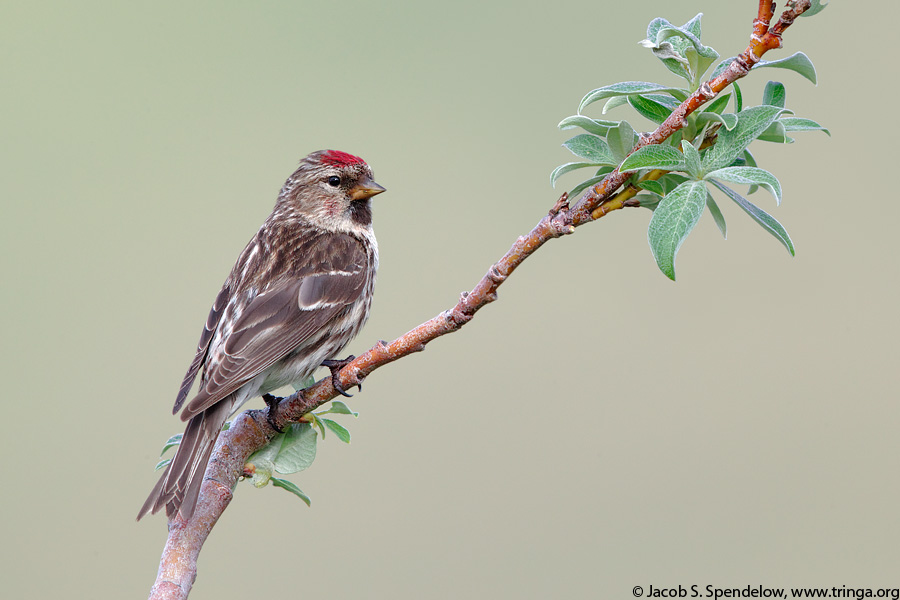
[321,150,366,167]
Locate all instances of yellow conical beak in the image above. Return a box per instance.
[349,177,386,201]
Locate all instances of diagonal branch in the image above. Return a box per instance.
[147,2,814,598]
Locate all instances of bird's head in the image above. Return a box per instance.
[276,150,385,234]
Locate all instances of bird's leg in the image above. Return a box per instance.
[262,393,286,433]
[321,356,357,397]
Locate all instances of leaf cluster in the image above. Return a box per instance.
[155,395,359,508]
[552,12,829,280]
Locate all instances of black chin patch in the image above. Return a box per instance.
[349,199,372,227]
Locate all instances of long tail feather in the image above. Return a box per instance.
[136,399,233,521]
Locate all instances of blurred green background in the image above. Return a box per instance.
[3,1,897,598]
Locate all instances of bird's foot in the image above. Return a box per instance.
[262,393,285,433]
[321,356,358,397]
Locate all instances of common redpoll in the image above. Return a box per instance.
[138,150,384,521]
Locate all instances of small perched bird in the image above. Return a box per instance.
[138,150,384,521]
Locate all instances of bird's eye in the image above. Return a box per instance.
[327,176,341,187]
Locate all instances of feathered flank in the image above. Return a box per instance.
[138,150,384,522]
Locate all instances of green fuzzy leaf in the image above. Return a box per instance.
[646,17,670,45]
[251,436,282,463]
[273,423,318,475]
[780,117,830,135]
[683,13,703,37]
[322,419,351,443]
[602,95,629,114]
[607,121,638,163]
[754,52,817,85]
[670,41,717,88]
[704,93,731,115]
[642,14,718,87]
[557,115,617,136]
[665,129,684,149]
[248,459,274,488]
[628,94,679,124]
[762,81,786,108]
[757,120,792,144]
[705,166,782,205]
[155,458,172,471]
[694,121,712,149]
[551,162,602,188]
[647,180,708,280]
[742,149,757,168]
[247,427,283,482]
[636,193,662,211]
[270,477,311,507]
[742,149,759,194]
[706,191,727,238]
[646,40,690,75]
[721,113,740,131]
[681,140,702,178]
[733,83,743,113]
[620,145,686,172]
[647,15,694,42]
[579,81,687,113]
[321,400,358,417]
[160,433,183,456]
[657,173,690,194]
[696,111,738,131]
[310,413,327,439]
[637,180,665,195]
[710,181,794,256]
[703,105,789,172]
[562,134,617,165]
[641,39,690,82]
[681,117,698,143]
[801,0,829,17]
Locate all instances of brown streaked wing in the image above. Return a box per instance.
[172,282,231,414]
[180,236,369,419]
